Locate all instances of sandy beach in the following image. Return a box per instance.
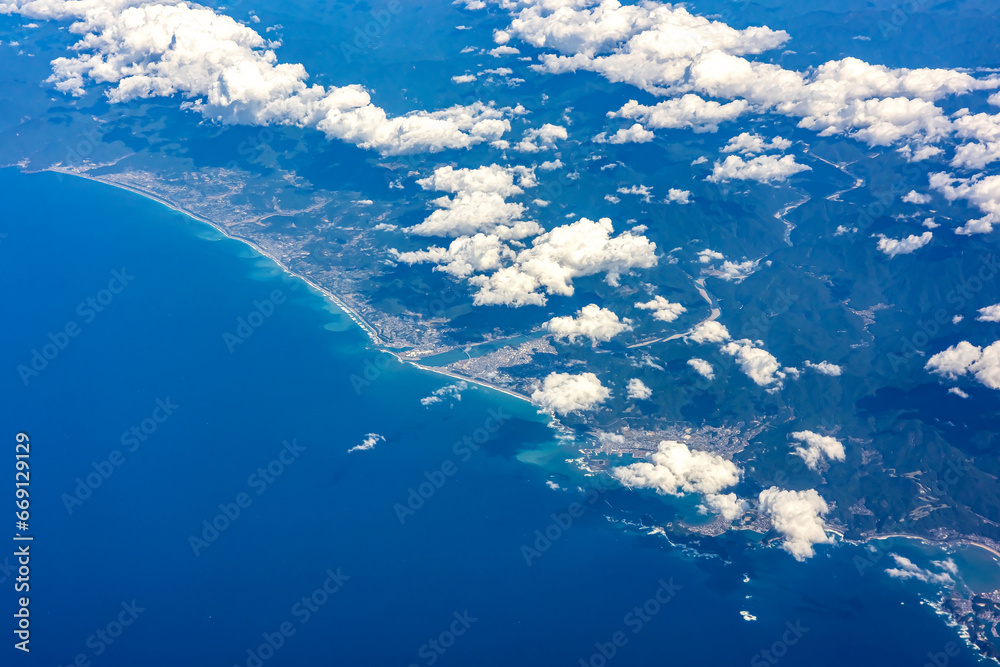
[45,167,539,409]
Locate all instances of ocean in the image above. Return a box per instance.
[0,167,990,666]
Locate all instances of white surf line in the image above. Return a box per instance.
[43,167,544,409]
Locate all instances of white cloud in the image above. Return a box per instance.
[885,554,954,585]
[452,74,477,84]
[488,45,520,57]
[721,339,786,388]
[617,184,653,202]
[758,487,833,561]
[926,340,1000,390]
[698,249,725,263]
[611,440,742,497]
[531,372,610,414]
[700,493,748,522]
[804,360,842,376]
[516,123,568,152]
[687,358,715,379]
[14,0,513,155]
[406,165,540,239]
[393,233,515,277]
[666,188,691,204]
[977,304,1000,322]
[348,433,385,453]
[722,132,791,155]
[689,321,731,344]
[948,387,970,399]
[538,158,563,170]
[635,295,686,322]
[929,172,1000,235]
[468,216,658,306]
[485,1,998,152]
[707,155,810,183]
[698,249,758,282]
[610,95,748,133]
[545,303,633,344]
[902,190,931,204]
[789,430,846,471]
[875,231,933,257]
[420,381,467,406]
[626,378,652,400]
[593,122,654,144]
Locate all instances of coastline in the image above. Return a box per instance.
[42,167,540,409]
[832,529,1000,562]
[33,167,1000,574]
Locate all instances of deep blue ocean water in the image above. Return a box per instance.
[0,167,991,666]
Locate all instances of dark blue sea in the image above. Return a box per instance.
[0,167,989,666]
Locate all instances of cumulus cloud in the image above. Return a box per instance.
[611,440,742,498]
[593,122,654,144]
[516,123,568,152]
[393,233,516,277]
[697,249,758,282]
[885,555,954,585]
[610,95,748,133]
[929,172,1000,235]
[531,372,610,414]
[875,231,933,257]
[722,132,791,155]
[804,360,842,376]
[700,492,748,522]
[666,188,691,204]
[626,378,652,400]
[687,358,715,379]
[926,340,1000,389]
[545,303,632,344]
[10,0,513,155]
[405,164,540,239]
[789,430,846,471]
[688,321,731,344]
[634,295,686,322]
[468,216,658,306]
[707,154,810,183]
[421,381,467,406]
[348,433,385,453]
[721,339,786,388]
[977,304,1000,322]
[758,487,833,561]
[479,0,998,153]
[902,190,931,204]
[617,184,653,202]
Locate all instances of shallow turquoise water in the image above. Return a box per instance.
[0,167,990,666]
